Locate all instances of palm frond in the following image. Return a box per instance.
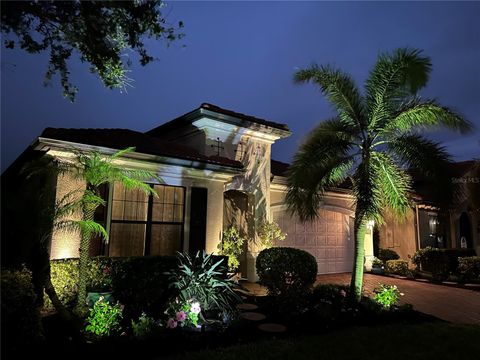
[366,48,431,130]
[385,98,472,134]
[54,189,85,219]
[371,152,412,219]
[387,134,451,175]
[110,147,137,160]
[387,134,459,207]
[294,64,365,129]
[54,219,108,240]
[286,118,358,220]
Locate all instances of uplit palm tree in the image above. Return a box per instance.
[65,147,157,312]
[286,48,471,301]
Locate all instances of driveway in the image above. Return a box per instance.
[316,273,480,325]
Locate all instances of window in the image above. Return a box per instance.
[108,183,185,256]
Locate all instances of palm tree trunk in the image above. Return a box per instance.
[76,207,95,314]
[350,214,366,302]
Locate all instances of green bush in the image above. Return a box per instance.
[85,296,123,338]
[311,284,349,306]
[257,220,286,248]
[45,256,178,318]
[256,247,317,304]
[444,249,476,273]
[385,260,409,276]
[373,284,403,310]
[411,247,449,281]
[1,267,44,347]
[378,248,400,262]
[131,312,160,340]
[217,226,245,271]
[457,256,480,282]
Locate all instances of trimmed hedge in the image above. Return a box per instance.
[385,260,409,276]
[46,256,178,318]
[412,247,477,282]
[378,248,400,262]
[457,256,480,282]
[256,247,317,297]
[1,267,44,348]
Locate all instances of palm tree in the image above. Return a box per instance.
[63,147,158,312]
[286,48,471,301]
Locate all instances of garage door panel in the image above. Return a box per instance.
[273,208,354,274]
[306,234,316,245]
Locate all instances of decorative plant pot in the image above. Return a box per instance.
[86,291,114,308]
[370,267,385,275]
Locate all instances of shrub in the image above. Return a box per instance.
[444,249,476,273]
[167,252,241,316]
[256,247,317,312]
[311,284,349,306]
[131,312,160,340]
[217,226,245,272]
[457,256,480,282]
[85,296,123,338]
[373,284,403,310]
[372,257,384,268]
[385,260,409,276]
[1,267,44,347]
[257,221,286,248]
[412,247,450,282]
[46,256,178,318]
[378,248,400,262]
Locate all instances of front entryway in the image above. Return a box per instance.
[223,190,254,278]
[189,187,208,255]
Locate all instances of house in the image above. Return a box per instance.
[2,103,376,281]
[378,160,480,260]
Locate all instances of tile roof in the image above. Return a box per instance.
[270,159,352,190]
[40,128,243,169]
[147,103,290,136]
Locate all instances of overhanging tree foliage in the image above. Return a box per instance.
[286,48,471,301]
[1,0,184,101]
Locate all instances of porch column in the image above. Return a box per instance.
[364,220,375,271]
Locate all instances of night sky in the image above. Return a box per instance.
[1,1,479,172]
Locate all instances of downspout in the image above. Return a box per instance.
[415,205,421,251]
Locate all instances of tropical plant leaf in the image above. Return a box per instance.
[294,65,365,129]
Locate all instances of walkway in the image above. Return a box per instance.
[316,273,480,325]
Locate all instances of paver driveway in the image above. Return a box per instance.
[316,273,480,324]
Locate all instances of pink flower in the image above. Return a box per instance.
[176,311,187,322]
[166,318,177,329]
[339,290,347,298]
[190,301,201,314]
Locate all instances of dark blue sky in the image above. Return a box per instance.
[2,1,479,172]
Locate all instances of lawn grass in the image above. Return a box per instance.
[169,322,480,360]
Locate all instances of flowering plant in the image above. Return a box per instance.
[85,296,124,337]
[164,298,202,330]
[373,284,404,310]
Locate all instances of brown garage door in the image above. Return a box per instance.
[272,207,354,274]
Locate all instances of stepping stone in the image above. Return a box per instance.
[240,312,266,321]
[258,323,287,333]
[237,303,258,311]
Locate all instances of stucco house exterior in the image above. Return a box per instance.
[378,160,480,260]
[3,103,376,281]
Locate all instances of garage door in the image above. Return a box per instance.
[272,207,354,274]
